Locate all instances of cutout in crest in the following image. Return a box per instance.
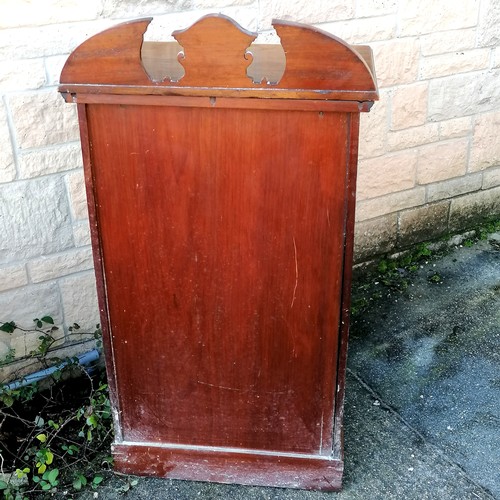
[246,31,286,85]
[141,18,185,83]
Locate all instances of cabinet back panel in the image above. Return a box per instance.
[87,104,348,455]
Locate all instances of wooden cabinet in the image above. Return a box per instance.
[59,14,378,490]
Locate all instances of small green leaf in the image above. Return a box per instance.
[45,450,54,465]
[92,475,104,485]
[41,481,52,490]
[15,467,29,479]
[2,394,14,407]
[0,321,16,333]
[86,414,98,428]
[73,474,87,490]
[38,463,47,474]
[41,316,54,325]
[47,469,59,484]
[48,419,59,430]
[36,433,47,443]
[0,480,7,489]
[34,415,44,427]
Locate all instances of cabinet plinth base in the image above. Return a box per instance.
[113,442,343,491]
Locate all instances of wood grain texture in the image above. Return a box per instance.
[73,93,372,112]
[59,15,378,101]
[60,19,151,86]
[113,442,343,490]
[172,14,256,87]
[87,104,347,454]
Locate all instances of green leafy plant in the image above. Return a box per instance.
[0,316,112,498]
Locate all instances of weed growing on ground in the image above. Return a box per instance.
[351,217,500,317]
[351,242,436,317]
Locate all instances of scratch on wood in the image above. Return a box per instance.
[291,236,298,308]
[319,410,324,454]
[197,381,241,391]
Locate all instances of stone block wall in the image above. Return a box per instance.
[0,0,499,367]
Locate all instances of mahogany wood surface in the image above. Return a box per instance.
[59,14,378,101]
[62,13,378,490]
[113,442,343,490]
[87,103,348,453]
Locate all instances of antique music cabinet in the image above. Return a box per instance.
[59,14,378,490]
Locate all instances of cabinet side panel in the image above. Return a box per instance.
[77,103,123,440]
[87,104,348,454]
[333,113,359,458]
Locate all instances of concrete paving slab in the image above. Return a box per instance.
[349,239,500,498]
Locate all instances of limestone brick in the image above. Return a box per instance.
[66,170,88,221]
[0,59,46,92]
[9,330,41,358]
[0,0,102,29]
[0,340,10,359]
[449,186,500,231]
[0,20,113,60]
[0,104,16,184]
[482,167,500,189]
[387,123,439,152]
[8,91,79,149]
[420,50,490,80]
[316,15,396,44]
[0,264,28,293]
[477,0,500,47]
[9,329,64,358]
[428,70,500,121]
[259,0,355,30]
[370,38,419,87]
[45,55,70,86]
[354,214,398,262]
[426,173,482,203]
[355,187,426,222]
[73,221,92,247]
[391,82,428,130]
[359,93,388,160]
[438,117,472,140]
[18,143,83,179]
[420,29,477,56]
[493,47,500,69]
[28,248,94,284]
[356,0,397,17]
[0,282,62,326]
[0,177,74,264]
[193,0,255,7]
[101,0,191,18]
[398,202,450,247]
[357,150,417,200]
[469,111,500,172]
[59,272,100,330]
[398,0,479,36]
[145,8,259,41]
[417,139,469,184]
